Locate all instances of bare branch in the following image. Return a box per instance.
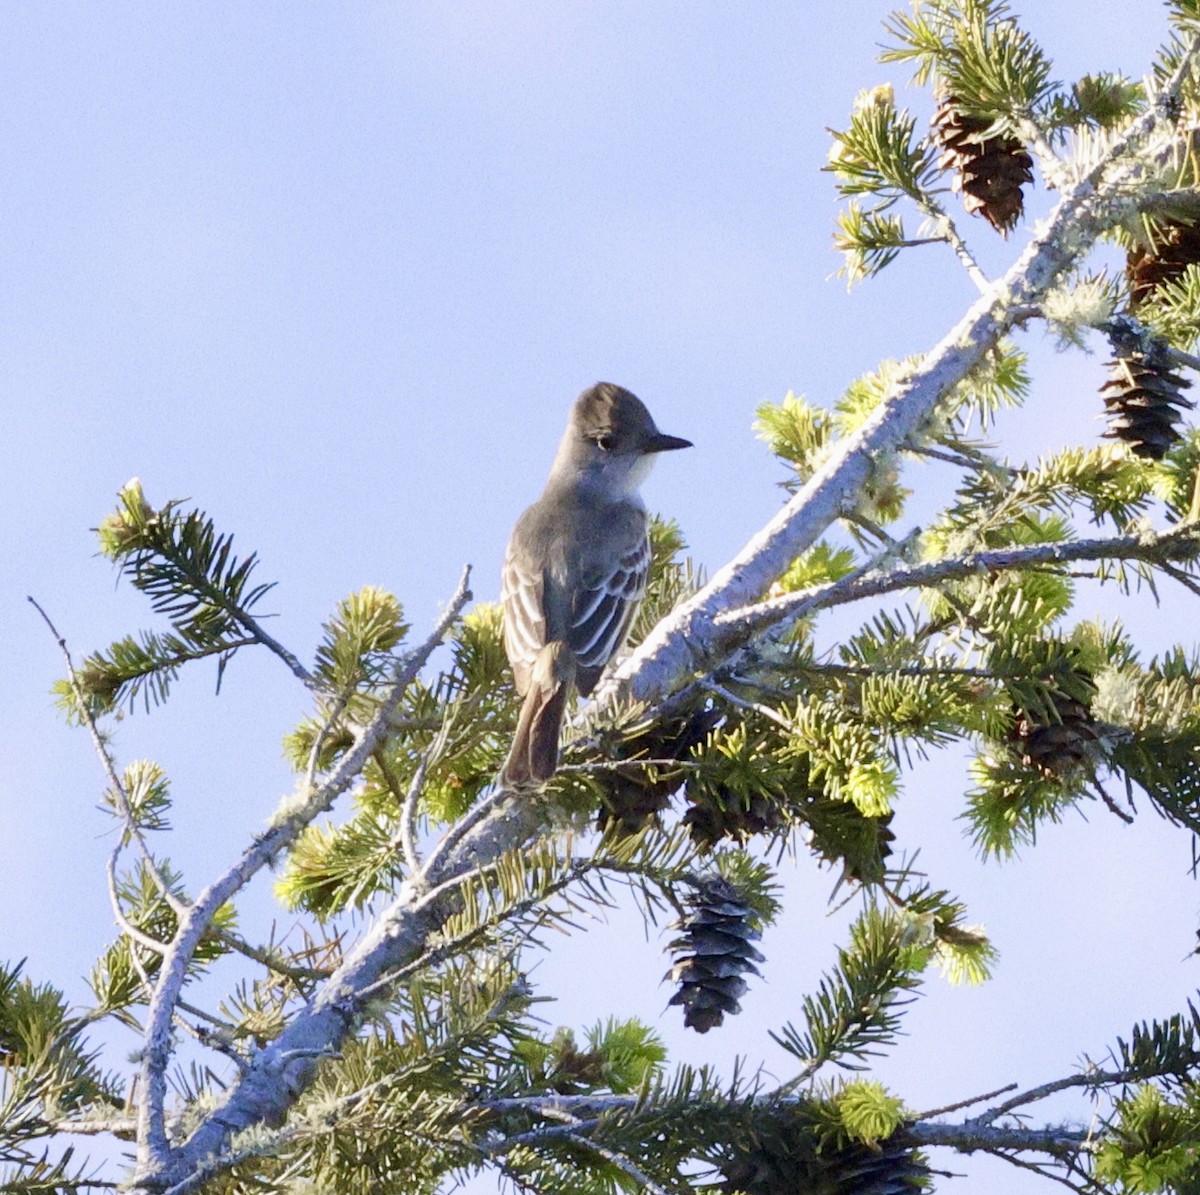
[968,1066,1127,1127]
[920,203,991,293]
[910,1082,1019,1122]
[909,1120,1089,1155]
[393,703,458,872]
[214,601,313,689]
[49,1118,139,1139]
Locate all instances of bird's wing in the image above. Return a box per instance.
[569,532,650,695]
[501,541,547,697]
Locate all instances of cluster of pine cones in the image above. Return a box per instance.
[716,1110,928,1195]
[930,88,1196,457]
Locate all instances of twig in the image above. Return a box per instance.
[1160,559,1200,598]
[556,758,704,775]
[565,1134,674,1195]
[396,753,432,874]
[922,205,991,293]
[910,1082,1018,1121]
[908,443,1018,479]
[394,705,458,872]
[105,850,167,964]
[49,1117,138,1138]
[483,1095,635,1115]
[420,782,523,882]
[303,691,352,797]
[482,1118,605,1154]
[1092,780,1135,825]
[208,600,313,689]
[29,596,188,917]
[703,679,796,736]
[976,1146,1091,1195]
[968,1066,1127,1127]
[211,930,329,984]
[173,1003,248,1073]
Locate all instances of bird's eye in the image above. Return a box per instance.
[594,434,615,451]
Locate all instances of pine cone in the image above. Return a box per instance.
[931,90,1033,234]
[665,877,763,1034]
[595,708,721,836]
[682,781,785,848]
[718,1117,927,1195]
[1011,687,1099,778]
[840,811,897,886]
[1099,348,1194,460]
[1127,219,1200,307]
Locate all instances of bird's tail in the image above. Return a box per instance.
[501,642,576,788]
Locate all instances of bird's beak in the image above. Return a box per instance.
[644,431,693,453]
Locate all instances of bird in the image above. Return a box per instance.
[500,382,692,788]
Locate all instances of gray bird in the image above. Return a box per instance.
[500,383,691,787]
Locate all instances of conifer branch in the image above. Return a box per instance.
[111,27,1200,1195]
[597,32,1200,711]
[711,523,1200,647]
[127,42,1200,1166]
[131,567,472,1183]
[477,1092,1094,1159]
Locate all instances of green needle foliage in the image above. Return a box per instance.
[19,6,1200,1195]
[60,479,283,715]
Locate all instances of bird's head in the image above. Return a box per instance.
[553,382,691,495]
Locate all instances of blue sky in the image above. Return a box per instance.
[1,4,1196,1191]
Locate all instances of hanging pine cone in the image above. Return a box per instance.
[1099,347,1194,459]
[931,90,1033,234]
[1127,218,1200,307]
[665,877,763,1034]
[717,1114,927,1195]
[1011,684,1099,778]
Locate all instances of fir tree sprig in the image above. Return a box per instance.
[770,904,926,1081]
[881,0,1056,120]
[70,480,307,712]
